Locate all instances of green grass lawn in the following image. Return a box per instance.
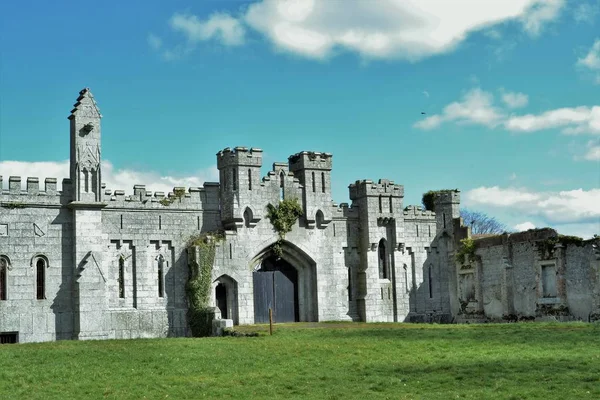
[1,322,599,399]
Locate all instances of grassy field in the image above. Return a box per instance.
[1,322,599,399]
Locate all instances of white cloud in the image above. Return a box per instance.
[464,186,600,228]
[501,90,529,108]
[147,33,162,50]
[163,0,564,61]
[577,39,600,70]
[514,221,536,231]
[573,2,599,24]
[505,106,600,135]
[520,0,564,36]
[583,139,600,161]
[414,88,504,129]
[0,160,219,194]
[170,12,246,46]
[422,90,430,98]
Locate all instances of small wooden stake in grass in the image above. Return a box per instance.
[269,308,273,336]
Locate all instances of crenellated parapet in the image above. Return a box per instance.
[0,175,72,205]
[349,179,404,201]
[288,151,332,171]
[100,183,220,211]
[216,147,263,169]
[402,205,436,221]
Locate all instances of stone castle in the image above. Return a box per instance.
[1,88,599,343]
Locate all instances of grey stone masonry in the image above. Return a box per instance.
[2,89,598,343]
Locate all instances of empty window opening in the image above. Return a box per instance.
[416,225,419,237]
[243,207,253,228]
[36,258,46,300]
[316,210,324,229]
[389,196,393,213]
[157,257,164,298]
[279,171,285,201]
[159,215,162,230]
[197,216,201,230]
[84,168,89,193]
[333,223,336,237]
[321,172,325,193]
[215,283,228,319]
[232,169,237,191]
[347,268,352,301]
[248,169,252,190]
[428,265,433,299]
[229,243,233,259]
[380,287,384,299]
[378,196,382,213]
[0,257,7,300]
[311,172,316,192]
[378,239,389,279]
[0,333,18,344]
[428,225,431,237]
[120,214,123,229]
[443,213,446,228]
[118,258,125,299]
[542,264,557,298]
[403,264,409,293]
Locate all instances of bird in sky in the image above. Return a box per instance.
[421,112,426,115]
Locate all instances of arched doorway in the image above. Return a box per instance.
[253,256,299,323]
[213,275,239,325]
[251,241,317,323]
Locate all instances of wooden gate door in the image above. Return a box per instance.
[253,271,296,323]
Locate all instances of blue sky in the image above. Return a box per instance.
[0,0,598,238]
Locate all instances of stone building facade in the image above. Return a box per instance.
[1,89,598,343]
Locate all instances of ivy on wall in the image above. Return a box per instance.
[455,238,477,264]
[265,198,303,258]
[160,188,186,207]
[186,231,224,337]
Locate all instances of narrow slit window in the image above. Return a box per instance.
[403,264,409,293]
[347,268,352,301]
[0,257,7,300]
[232,169,237,191]
[428,265,433,299]
[389,195,393,213]
[443,213,446,228]
[311,172,316,192]
[378,196,382,213]
[120,214,123,229]
[159,215,162,230]
[321,172,325,193]
[36,258,45,300]
[157,258,164,298]
[416,225,419,237]
[378,239,388,279]
[248,169,252,190]
[279,172,285,201]
[118,258,125,299]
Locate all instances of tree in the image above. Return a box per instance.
[460,209,507,235]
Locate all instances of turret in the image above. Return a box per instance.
[69,88,102,202]
[216,147,263,229]
[433,190,461,235]
[288,151,333,228]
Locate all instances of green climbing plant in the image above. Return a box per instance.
[455,238,477,264]
[421,189,456,212]
[160,188,186,206]
[265,198,303,258]
[186,231,224,337]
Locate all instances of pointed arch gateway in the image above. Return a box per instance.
[250,240,318,323]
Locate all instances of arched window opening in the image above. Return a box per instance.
[248,169,252,190]
[243,207,253,228]
[232,169,238,191]
[378,239,388,279]
[216,283,228,319]
[428,264,433,299]
[316,210,325,229]
[157,256,164,298]
[118,258,125,299]
[321,172,325,193]
[36,258,46,300]
[311,172,316,192]
[0,257,8,301]
[279,171,285,201]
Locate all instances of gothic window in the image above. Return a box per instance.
[118,257,125,299]
[35,257,47,300]
[321,172,325,193]
[157,256,164,298]
[0,256,9,301]
[378,239,389,279]
[243,207,253,228]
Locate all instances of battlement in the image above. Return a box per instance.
[403,205,436,220]
[216,147,263,169]
[101,183,220,210]
[335,202,359,218]
[288,151,332,171]
[0,175,71,204]
[348,179,404,200]
[434,189,460,205]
